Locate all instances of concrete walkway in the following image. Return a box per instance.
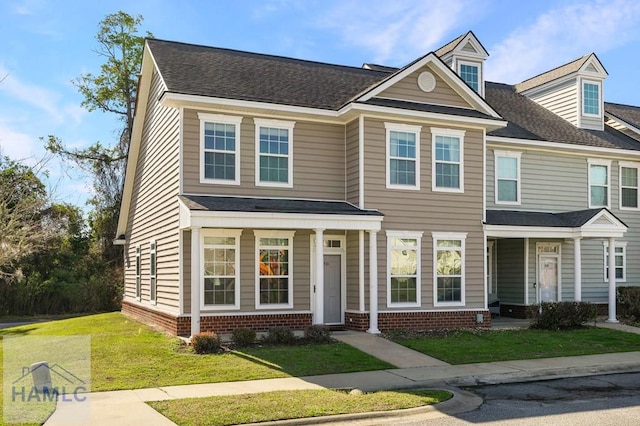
[44,320,640,426]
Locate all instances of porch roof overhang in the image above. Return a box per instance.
[178,195,384,231]
[484,208,627,239]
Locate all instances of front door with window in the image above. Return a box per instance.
[537,243,560,302]
[323,254,341,324]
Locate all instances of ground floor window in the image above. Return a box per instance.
[604,241,626,282]
[150,241,157,304]
[203,230,241,309]
[433,232,467,306]
[255,231,295,308]
[135,246,141,300]
[386,231,422,307]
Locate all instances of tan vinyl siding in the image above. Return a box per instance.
[363,117,485,310]
[346,231,360,311]
[182,109,346,200]
[376,65,471,108]
[346,119,360,205]
[496,239,525,304]
[580,115,603,130]
[529,79,578,126]
[124,69,181,312]
[182,230,191,314]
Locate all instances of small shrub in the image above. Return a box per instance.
[527,301,597,330]
[232,327,256,347]
[262,326,296,345]
[191,331,222,354]
[618,287,640,320]
[304,325,332,343]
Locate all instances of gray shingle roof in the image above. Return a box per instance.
[514,54,591,93]
[147,39,387,110]
[605,102,640,129]
[180,195,383,216]
[358,98,495,120]
[485,208,622,227]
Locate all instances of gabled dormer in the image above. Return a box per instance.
[435,31,489,96]
[515,53,608,131]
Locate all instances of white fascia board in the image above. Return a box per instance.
[605,112,640,137]
[578,54,608,77]
[487,136,640,159]
[484,224,626,239]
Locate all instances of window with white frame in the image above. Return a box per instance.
[583,80,601,116]
[458,61,480,93]
[149,241,157,304]
[432,128,465,192]
[604,241,626,282]
[385,123,421,189]
[135,246,141,300]
[588,159,610,208]
[386,231,422,307]
[203,230,241,308]
[199,113,242,184]
[620,163,639,209]
[433,233,466,305]
[255,231,295,308]
[254,118,295,187]
[494,151,521,204]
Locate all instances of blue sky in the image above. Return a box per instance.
[2,0,640,207]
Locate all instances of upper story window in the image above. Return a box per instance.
[198,113,243,185]
[582,80,601,116]
[255,230,295,309]
[385,123,422,190]
[386,231,422,307]
[588,159,610,208]
[432,128,465,192]
[432,232,467,306]
[494,151,521,204]
[458,61,480,93]
[620,162,639,209]
[203,230,242,309]
[254,118,295,188]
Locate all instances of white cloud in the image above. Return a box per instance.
[0,122,38,161]
[487,0,640,83]
[317,0,469,65]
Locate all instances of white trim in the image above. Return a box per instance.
[619,161,640,210]
[178,230,184,315]
[254,118,295,188]
[581,79,602,118]
[588,158,611,208]
[385,231,423,308]
[482,129,487,223]
[254,230,296,309]
[487,240,495,296]
[574,237,582,302]
[367,231,380,334]
[149,240,157,305]
[201,229,242,310]
[524,238,529,305]
[606,112,640,138]
[385,122,422,190]
[457,59,483,96]
[432,232,467,307]
[431,128,466,193]
[359,115,365,208]
[536,242,562,302]
[190,227,201,337]
[603,240,627,283]
[179,107,184,195]
[494,150,522,205]
[198,113,243,186]
[358,230,365,312]
[487,136,640,159]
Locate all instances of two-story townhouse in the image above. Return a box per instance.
[115,36,506,336]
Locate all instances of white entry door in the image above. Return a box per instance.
[323,254,342,324]
[538,255,558,302]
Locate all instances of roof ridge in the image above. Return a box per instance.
[514,53,592,92]
[605,101,640,109]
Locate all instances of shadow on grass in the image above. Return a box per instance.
[0,326,38,335]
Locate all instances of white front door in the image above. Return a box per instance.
[536,243,561,303]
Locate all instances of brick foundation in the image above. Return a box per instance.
[122,300,183,335]
[502,302,610,319]
[345,310,491,331]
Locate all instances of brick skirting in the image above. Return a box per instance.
[345,310,491,331]
[122,300,183,335]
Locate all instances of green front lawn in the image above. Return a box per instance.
[149,388,452,426]
[393,327,640,364]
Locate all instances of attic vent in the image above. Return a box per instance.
[585,63,598,73]
[417,71,436,92]
[461,42,478,53]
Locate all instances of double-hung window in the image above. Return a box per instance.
[149,241,157,304]
[254,118,295,187]
[432,233,467,306]
[199,113,242,185]
[620,162,639,209]
[386,231,422,307]
[494,151,521,204]
[203,230,241,309]
[604,241,626,282]
[135,246,141,300]
[588,159,610,208]
[255,231,295,308]
[582,80,601,116]
[385,123,421,190]
[458,61,480,94]
[432,128,465,192]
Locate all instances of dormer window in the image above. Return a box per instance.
[583,80,601,116]
[458,61,480,93]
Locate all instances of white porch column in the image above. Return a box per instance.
[367,231,380,334]
[607,237,618,323]
[574,237,582,301]
[358,230,365,312]
[190,227,201,337]
[314,228,325,325]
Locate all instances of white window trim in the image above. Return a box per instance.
[386,230,423,308]
[385,123,422,190]
[603,240,627,283]
[431,128,466,193]
[588,158,611,208]
[432,232,467,307]
[201,229,242,310]
[149,241,157,305]
[135,246,141,301]
[254,118,295,188]
[494,150,522,205]
[582,79,602,118]
[619,161,640,210]
[254,230,295,309]
[198,113,243,185]
[457,60,482,95]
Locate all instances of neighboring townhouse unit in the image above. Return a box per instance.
[116,31,640,336]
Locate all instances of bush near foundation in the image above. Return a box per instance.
[191,332,222,354]
[231,328,257,347]
[527,302,597,330]
[262,326,296,345]
[618,287,640,320]
[304,325,332,343]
